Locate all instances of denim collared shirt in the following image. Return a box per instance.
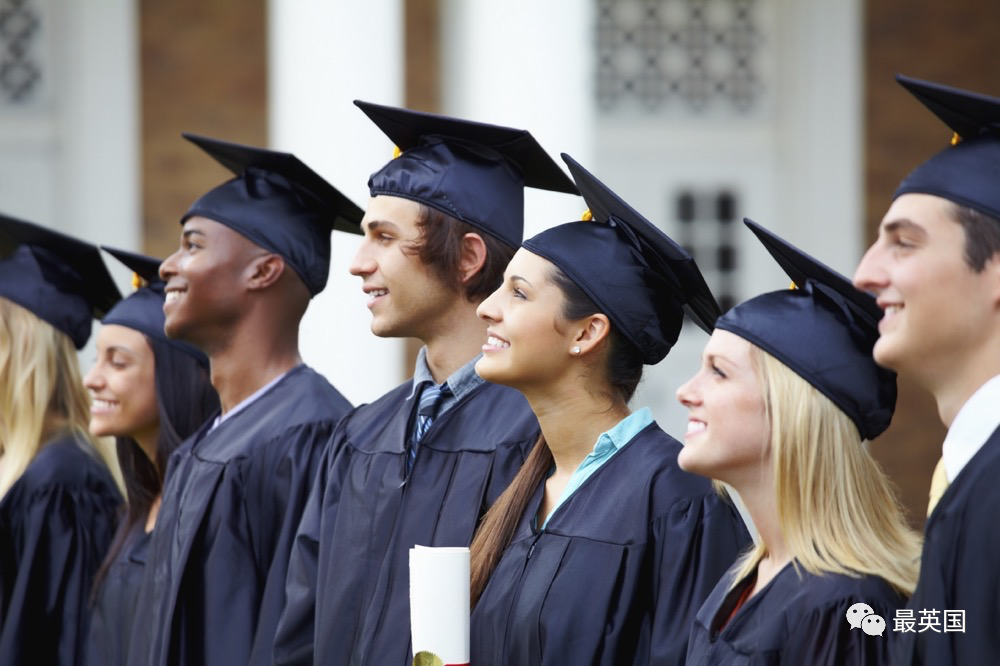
[407,346,485,433]
[540,407,654,529]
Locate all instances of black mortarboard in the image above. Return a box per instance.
[521,154,720,365]
[0,214,120,349]
[894,74,1000,220]
[100,247,208,365]
[716,219,897,440]
[181,133,365,296]
[354,100,579,248]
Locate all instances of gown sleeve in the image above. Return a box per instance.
[270,418,348,666]
[648,492,751,664]
[780,595,897,665]
[246,419,339,665]
[0,480,120,665]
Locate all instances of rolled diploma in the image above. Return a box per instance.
[409,545,470,664]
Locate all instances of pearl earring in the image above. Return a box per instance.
[572,346,581,355]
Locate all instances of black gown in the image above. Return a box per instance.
[274,379,539,666]
[893,425,1000,664]
[86,526,151,666]
[0,433,122,666]
[686,561,906,665]
[127,365,351,666]
[470,422,751,666]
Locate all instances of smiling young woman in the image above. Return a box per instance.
[679,220,920,666]
[84,248,218,666]
[467,156,750,666]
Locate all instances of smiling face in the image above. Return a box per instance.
[676,329,769,486]
[84,324,159,458]
[475,249,579,391]
[853,193,1000,390]
[159,216,257,348]
[349,196,460,340]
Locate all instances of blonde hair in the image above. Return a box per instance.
[731,346,921,596]
[0,297,119,497]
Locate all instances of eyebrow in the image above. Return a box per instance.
[104,344,136,357]
[363,219,401,234]
[182,228,207,240]
[882,218,927,237]
[704,352,735,370]
[510,275,533,287]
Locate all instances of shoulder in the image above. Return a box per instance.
[275,365,352,418]
[16,434,117,496]
[780,569,906,622]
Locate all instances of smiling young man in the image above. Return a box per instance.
[126,134,362,666]
[272,103,578,666]
[853,76,1000,664]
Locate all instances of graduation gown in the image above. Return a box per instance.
[893,425,1000,664]
[274,380,538,666]
[127,365,351,666]
[86,527,151,666]
[470,422,750,666]
[0,433,122,666]
[686,562,906,665]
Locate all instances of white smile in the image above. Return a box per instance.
[165,290,183,304]
[686,420,706,435]
[884,304,902,316]
[486,335,510,349]
[91,399,119,413]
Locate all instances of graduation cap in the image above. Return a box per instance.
[894,74,1000,221]
[100,247,208,365]
[715,219,897,440]
[355,100,579,248]
[0,214,120,349]
[521,154,720,365]
[181,132,365,296]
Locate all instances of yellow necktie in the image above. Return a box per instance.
[927,457,949,517]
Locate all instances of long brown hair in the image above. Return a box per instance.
[469,265,644,607]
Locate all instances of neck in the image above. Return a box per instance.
[732,475,790,568]
[421,302,488,383]
[524,380,630,475]
[134,427,160,465]
[207,323,302,414]
[928,356,1000,428]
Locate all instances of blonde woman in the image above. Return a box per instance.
[678,220,921,665]
[0,217,122,665]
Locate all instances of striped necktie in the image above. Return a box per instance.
[410,381,451,470]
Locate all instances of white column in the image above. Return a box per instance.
[268,0,406,406]
[440,0,594,237]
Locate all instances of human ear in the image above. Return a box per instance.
[572,313,612,356]
[246,253,286,291]
[457,233,488,285]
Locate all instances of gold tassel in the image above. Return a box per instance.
[581,209,593,222]
[789,280,798,290]
[951,132,961,146]
[131,272,145,290]
[393,145,403,159]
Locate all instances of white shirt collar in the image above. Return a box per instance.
[942,373,1000,482]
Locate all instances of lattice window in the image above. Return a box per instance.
[675,187,739,312]
[0,0,41,105]
[596,0,762,114]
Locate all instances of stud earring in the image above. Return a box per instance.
[572,346,581,355]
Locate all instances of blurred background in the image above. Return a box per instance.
[2,0,998,526]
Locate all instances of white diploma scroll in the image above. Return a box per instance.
[409,545,470,666]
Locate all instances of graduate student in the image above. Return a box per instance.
[84,248,218,666]
[469,155,750,665]
[680,220,920,664]
[273,103,579,666]
[853,75,1000,664]
[126,134,361,666]
[0,216,123,665]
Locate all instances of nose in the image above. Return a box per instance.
[852,243,887,294]
[160,249,181,282]
[676,373,700,409]
[83,362,104,392]
[349,241,376,278]
[476,287,502,323]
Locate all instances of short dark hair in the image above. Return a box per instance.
[406,204,516,303]
[950,203,1000,272]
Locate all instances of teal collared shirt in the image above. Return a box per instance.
[540,407,654,530]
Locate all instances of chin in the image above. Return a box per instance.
[871,337,905,373]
